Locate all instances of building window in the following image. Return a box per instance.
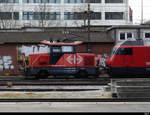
[29,12,34,20]
[33,12,40,20]
[76,0,84,3]
[23,0,29,3]
[23,0,60,3]
[0,12,11,20]
[50,12,60,20]
[105,0,123,3]
[145,33,150,38]
[0,0,19,3]
[40,0,49,3]
[55,12,61,20]
[23,12,60,20]
[105,12,124,20]
[64,12,101,20]
[91,12,101,20]
[127,33,132,39]
[34,0,40,3]
[49,0,60,3]
[13,12,19,20]
[119,32,133,41]
[64,0,83,3]
[15,0,19,3]
[64,12,74,20]
[0,12,19,20]
[23,12,28,20]
[89,0,101,3]
[64,12,84,20]
[120,33,125,40]
[64,0,101,3]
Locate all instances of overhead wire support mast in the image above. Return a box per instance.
[87,3,91,53]
[86,2,93,53]
[141,0,143,24]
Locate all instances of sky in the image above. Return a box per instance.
[129,0,150,24]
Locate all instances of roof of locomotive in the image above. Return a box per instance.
[41,40,83,46]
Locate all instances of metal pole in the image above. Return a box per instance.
[87,2,91,53]
[141,0,143,24]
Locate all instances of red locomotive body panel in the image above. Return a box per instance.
[29,53,96,68]
[107,46,150,68]
[29,53,50,67]
[106,40,150,77]
[23,41,100,78]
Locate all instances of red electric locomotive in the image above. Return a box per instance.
[105,39,150,77]
[22,41,100,79]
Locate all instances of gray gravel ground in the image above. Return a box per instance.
[0,86,112,98]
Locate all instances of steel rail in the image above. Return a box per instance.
[0,77,109,81]
[0,98,149,102]
[0,89,100,92]
[0,78,110,86]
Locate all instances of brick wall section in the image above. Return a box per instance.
[0,44,19,76]
[91,43,114,55]
[76,43,114,55]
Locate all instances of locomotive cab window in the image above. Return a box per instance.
[62,46,74,53]
[51,46,74,53]
[115,48,133,55]
[52,46,61,53]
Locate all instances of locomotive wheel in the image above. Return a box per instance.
[36,71,48,79]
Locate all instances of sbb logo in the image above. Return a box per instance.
[66,54,83,64]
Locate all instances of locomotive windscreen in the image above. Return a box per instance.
[121,40,144,46]
[120,40,150,46]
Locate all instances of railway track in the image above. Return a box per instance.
[0,77,110,92]
[0,88,100,92]
[0,98,149,102]
[0,77,110,86]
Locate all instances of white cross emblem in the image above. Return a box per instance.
[66,54,83,64]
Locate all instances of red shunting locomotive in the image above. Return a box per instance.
[105,39,150,77]
[22,41,100,79]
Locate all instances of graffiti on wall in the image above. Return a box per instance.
[0,56,14,71]
[18,45,49,56]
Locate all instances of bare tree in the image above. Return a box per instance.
[38,3,47,28]
[0,3,19,29]
[71,4,88,27]
[34,2,61,29]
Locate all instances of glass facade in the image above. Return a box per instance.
[64,0,101,3]
[105,0,123,3]
[105,12,124,20]
[64,12,101,20]
[0,12,19,20]
[0,0,19,3]
[23,12,61,20]
[23,0,60,3]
